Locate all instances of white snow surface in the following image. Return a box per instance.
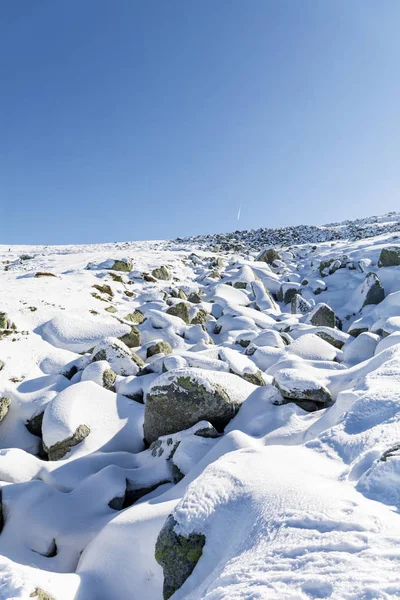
[2,215,400,599]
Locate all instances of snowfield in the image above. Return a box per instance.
[2,213,400,599]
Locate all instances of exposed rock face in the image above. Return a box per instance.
[155,515,206,600]
[378,247,400,267]
[43,424,90,460]
[144,368,253,443]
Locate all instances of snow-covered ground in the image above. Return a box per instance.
[2,213,400,599]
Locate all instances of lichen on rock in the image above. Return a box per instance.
[155,515,206,599]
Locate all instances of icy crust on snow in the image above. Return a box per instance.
[3,213,400,598]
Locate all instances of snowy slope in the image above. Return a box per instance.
[1,212,400,599]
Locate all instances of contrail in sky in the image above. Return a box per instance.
[237,206,241,220]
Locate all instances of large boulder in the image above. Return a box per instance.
[155,515,206,599]
[144,368,254,443]
[378,247,400,267]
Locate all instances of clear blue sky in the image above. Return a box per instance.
[1,1,400,244]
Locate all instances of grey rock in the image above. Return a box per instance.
[44,424,90,460]
[378,247,400,267]
[155,515,206,600]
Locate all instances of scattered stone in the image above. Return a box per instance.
[273,368,332,407]
[308,303,335,328]
[147,340,173,358]
[291,293,311,315]
[119,326,141,348]
[190,308,209,325]
[92,283,113,296]
[187,292,202,304]
[152,266,169,280]
[155,515,205,600]
[0,312,11,329]
[44,424,90,460]
[378,247,400,267]
[144,368,253,443]
[166,302,190,324]
[111,259,132,272]
[0,396,11,423]
[361,273,385,308]
[125,310,145,324]
[25,411,44,437]
[257,248,281,264]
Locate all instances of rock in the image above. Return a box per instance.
[278,282,301,304]
[257,248,281,264]
[308,303,335,328]
[291,293,311,315]
[30,589,54,600]
[144,368,253,443]
[147,340,173,358]
[0,397,11,423]
[92,283,113,296]
[119,326,141,348]
[378,247,400,267]
[319,255,348,276]
[166,302,190,324]
[105,306,117,313]
[81,360,117,391]
[109,480,169,511]
[92,337,141,376]
[124,310,145,324]
[25,411,44,438]
[251,280,277,311]
[34,272,57,278]
[361,273,385,307]
[0,312,11,329]
[343,332,379,365]
[43,424,90,460]
[273,368,332,406]
[190,308,209,325]
[111,259,132,272]
[152,266,169,280]
[155,515,206,600]
[187,292,202,304]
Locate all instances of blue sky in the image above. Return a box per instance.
[1,1,400,244]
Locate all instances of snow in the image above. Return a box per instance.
[3,213,400,598]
